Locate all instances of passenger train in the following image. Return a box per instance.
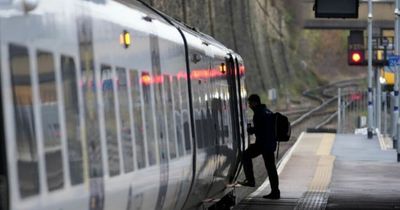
[0,0,248,209]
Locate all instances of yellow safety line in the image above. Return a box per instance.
[316,134,335,156]
[309,134,336,192]
[377,132,387,150]
[308,155,335,192]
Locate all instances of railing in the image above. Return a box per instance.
[337,87,392,134]
[337,88,368,133]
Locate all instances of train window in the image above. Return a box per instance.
[196,82,206,149]
[9,44,39,198]
[205,103,213,147]
[172,77,183,157]
[37,51,64,191]
[60,56,83,185]
[141,72,157,166]
[180,78,191,152]
[217,95,225,145]
[116,67,134,173]
[223,91,231,140]
[211,98,222,147]
[199,110,206,148]
[101,65,120,176]
[183,116,191,152]
[195,114,204,149]
[163,75,177,159]
[130,70,146,169]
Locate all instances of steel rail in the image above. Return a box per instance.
[291,96,338,127]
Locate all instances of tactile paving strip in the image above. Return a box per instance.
[295,134,335,210]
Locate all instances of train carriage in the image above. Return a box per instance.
[0,0,248,209]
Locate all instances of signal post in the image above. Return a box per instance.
[396,0,400,160]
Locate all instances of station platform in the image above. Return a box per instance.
[233,132,400,210]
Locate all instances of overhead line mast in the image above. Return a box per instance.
[395,0,400,159]
[368,0,374,138]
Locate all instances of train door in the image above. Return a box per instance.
[225,55,241,182]
[77,15,105,210]
[149,33,169,210]
[235,57,247,149]
[232,56,247,181]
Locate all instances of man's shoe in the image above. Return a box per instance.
[262,190,280,199]
[237,180,255,187]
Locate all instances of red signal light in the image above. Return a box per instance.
[351,52,361,63]
[348,50,364,65]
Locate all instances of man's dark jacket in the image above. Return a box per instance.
[248,104,276,152]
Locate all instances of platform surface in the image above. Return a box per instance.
[233,133,400,210]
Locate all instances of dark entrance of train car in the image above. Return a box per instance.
[0,71,8,210]
[226,55,242,183]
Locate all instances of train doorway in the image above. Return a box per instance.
[226,55,241,183]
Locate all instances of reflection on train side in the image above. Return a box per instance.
[1,1,247,209]
[10,44,40,198]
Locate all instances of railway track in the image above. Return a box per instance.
[267,80,366,169]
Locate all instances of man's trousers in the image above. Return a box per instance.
[242,144,279,192]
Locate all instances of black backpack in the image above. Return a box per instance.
[274,112,291,142]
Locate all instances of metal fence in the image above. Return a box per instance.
[337,87,393,135]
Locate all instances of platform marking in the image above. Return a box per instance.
[376,129,393,150]
[310,133,335,192]
[316,134,335,156]
[378,134,387,150]
[308,156,335,193]
[295,134,335,209]
[308,134,335,192]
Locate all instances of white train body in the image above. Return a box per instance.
[0,0,248,209]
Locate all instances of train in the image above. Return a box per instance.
[0,0,249,209]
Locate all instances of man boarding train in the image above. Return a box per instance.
[238,94,281,200]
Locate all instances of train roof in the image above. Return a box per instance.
[114,0,229,53]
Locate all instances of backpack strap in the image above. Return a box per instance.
[274,112,280,159]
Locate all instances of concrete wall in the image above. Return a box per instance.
[123,0,313,105]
